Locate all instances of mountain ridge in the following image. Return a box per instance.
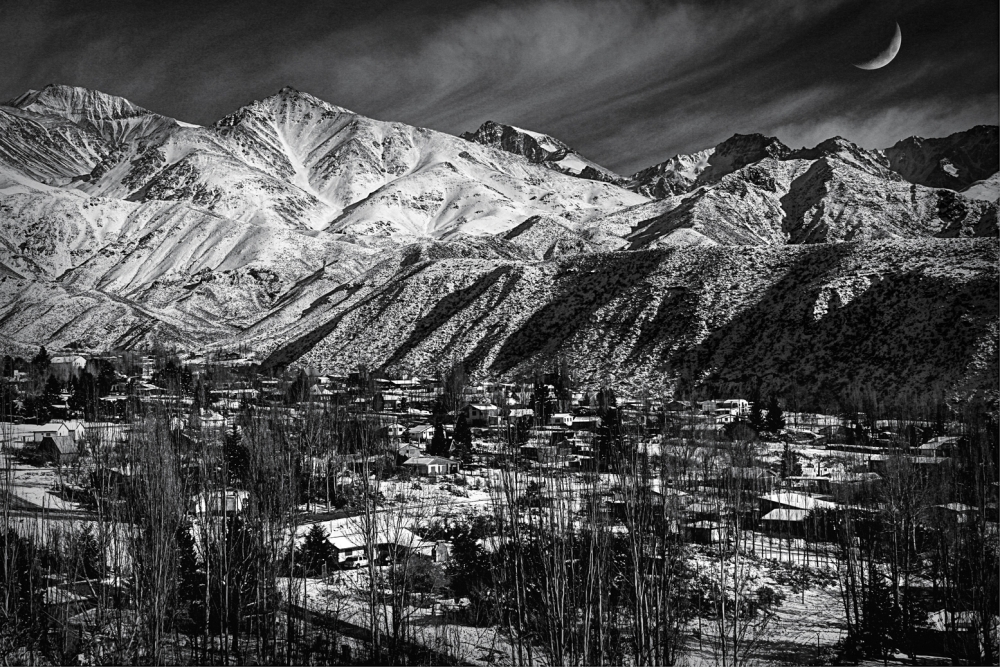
[0,83,996,404]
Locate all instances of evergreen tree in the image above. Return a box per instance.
[859,569,900,661]
[779,442,802,478]
[453,412,473,462]
[447,529,492,613]
[41,375,63,414]
[765,395,786,434]
[430,421,448,456]
[748,388,766,435]
[298,524,336,576]
[2,354,13,377]
[531,383,553,424]
[30,346,50,376]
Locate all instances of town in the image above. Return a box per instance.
[1,346,997,665]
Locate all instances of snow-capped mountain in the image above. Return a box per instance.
[0,83,996,404]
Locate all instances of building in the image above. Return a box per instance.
[760,508,810,536]
[49,355,87,380]
[396,444,422,464]
[297,518,434,567]
[548,413,573,428]
[401,456,460,477]
[407,424,435,443]
[463,403,499,427]
[758,492,837,515]
[38,435,79,464]
[192,489,249,515]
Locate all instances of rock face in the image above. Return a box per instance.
[0,83,997,405]
[884,125,999,191]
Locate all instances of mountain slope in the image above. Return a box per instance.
[258,237,998,405]
[884,125,998,190]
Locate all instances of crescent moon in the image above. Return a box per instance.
[854,22,901,70]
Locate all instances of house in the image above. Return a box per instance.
[463,403,499,427]
[1,421,85,449]
[297,519,434,567]
[760,508,810,536]
[49,355,87,380]
[193,489,249,515]
[571,416,601,433]
[309,385,339,401]
[717,399,749,415]
[663,400,693,412]
[916,436,959,458]
[402,456,460,477]
[396,444,422,464]
[407,424,435,443]
[38,435,79,464]
[548,413,573,428]
[687,521,728,544]
[382,423,406,439]
[31,422,72,441]
[188,409,225,431]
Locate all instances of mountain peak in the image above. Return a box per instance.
[461,120,622,185]
[216,87,354,129]
[9,84,154,121]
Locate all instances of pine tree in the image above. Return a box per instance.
[765,395,785,434]
[298,524,336,576]
[30,346,50,375]
[430,421,447,456]
[748,391,766,434]
[779,442,802,478]
[453,412,472,461]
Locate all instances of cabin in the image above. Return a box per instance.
[38,435,79,465]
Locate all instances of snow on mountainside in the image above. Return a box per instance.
[68,88,646,235]
[616,135,997,248]
[258,238,998,404]
[0,83,996,405]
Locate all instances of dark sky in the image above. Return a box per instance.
[1,0,996,174]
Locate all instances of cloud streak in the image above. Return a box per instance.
[0,0,995,174]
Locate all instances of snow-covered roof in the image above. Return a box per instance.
[759,492,837,510]
[761,509,810,522]
[403,456,454,467]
